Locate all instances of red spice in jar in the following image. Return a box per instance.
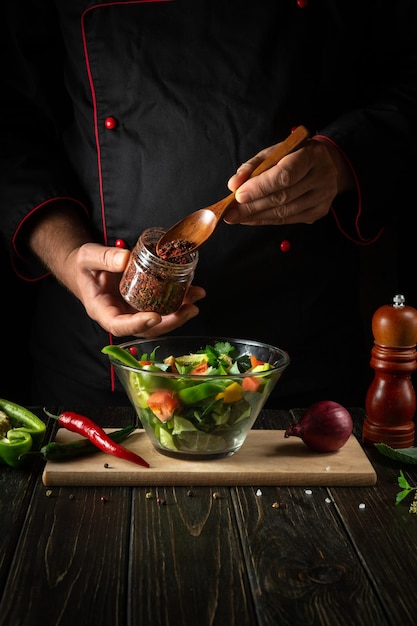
[157,239,196,261]
[119,228,198,316]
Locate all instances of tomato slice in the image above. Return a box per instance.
[147,390,181,422]
[250,355,265,369]
[242,376,261,392]
[189,362,209,375]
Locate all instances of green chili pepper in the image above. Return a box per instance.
[0,429,33,468]
[35,424,136,461]
[102,345,142,368]
[0,398,46,449]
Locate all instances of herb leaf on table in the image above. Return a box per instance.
[396,470,417,505]
[374,445,417,510]
[375,443,417,464]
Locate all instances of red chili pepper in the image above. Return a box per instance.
[43,409,149,468]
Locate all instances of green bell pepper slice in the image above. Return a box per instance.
[0,429,33,468]
[178,381,226,405]
[0,398,46,450]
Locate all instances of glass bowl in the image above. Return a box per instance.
[104,336,290,460]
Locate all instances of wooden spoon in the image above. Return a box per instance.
[156,125,310,258]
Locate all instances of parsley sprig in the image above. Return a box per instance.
[375,444,417,512]
[395,470,417,513]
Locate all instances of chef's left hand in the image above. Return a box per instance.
[225,138,354,226]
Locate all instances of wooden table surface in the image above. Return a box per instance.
[1,406,417,626]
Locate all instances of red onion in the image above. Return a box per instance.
[284,400,353,452]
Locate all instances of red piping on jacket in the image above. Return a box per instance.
[81,1,173,393]
[11,196,89,281]
[314,134,383,246]
[80,0,173,248]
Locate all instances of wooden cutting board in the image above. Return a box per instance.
[42,429,376,487]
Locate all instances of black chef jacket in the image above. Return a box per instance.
[1,0,417,407]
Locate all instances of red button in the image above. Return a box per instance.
[115,239,127,248]
[297,0,308,7]
[105,116,118,130]
[280,240,291,253]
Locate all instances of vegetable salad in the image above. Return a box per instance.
[103,341,283,457]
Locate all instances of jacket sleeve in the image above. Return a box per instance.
[0,1,89,279]
[315,1,417,243]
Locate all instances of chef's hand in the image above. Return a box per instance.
[225,138,355,226]
[27,202,205,338]
[65,243,206,338]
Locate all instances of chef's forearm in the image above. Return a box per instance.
[27,200,93,284]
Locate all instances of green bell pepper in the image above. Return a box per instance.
[0,398,46,468]
[0,429,33,468]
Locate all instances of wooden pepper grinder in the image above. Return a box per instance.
[363,294,417,448]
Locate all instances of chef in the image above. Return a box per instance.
[1,0,416,407]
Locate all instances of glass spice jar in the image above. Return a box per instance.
[119,227,199,316]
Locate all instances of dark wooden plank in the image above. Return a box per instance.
[1,407,257,626]
[2,405,414,626]
[129,485,257,625]
[330,407,417,625]
[258,407,417,625]
[329,434,417,626]
[0,480,132,626]
[1,483,257,626]
[0,408,48,591]
[0,406,133,600]
[228,408,388,625]
[231,483,388,626]
[0,461,42,588]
